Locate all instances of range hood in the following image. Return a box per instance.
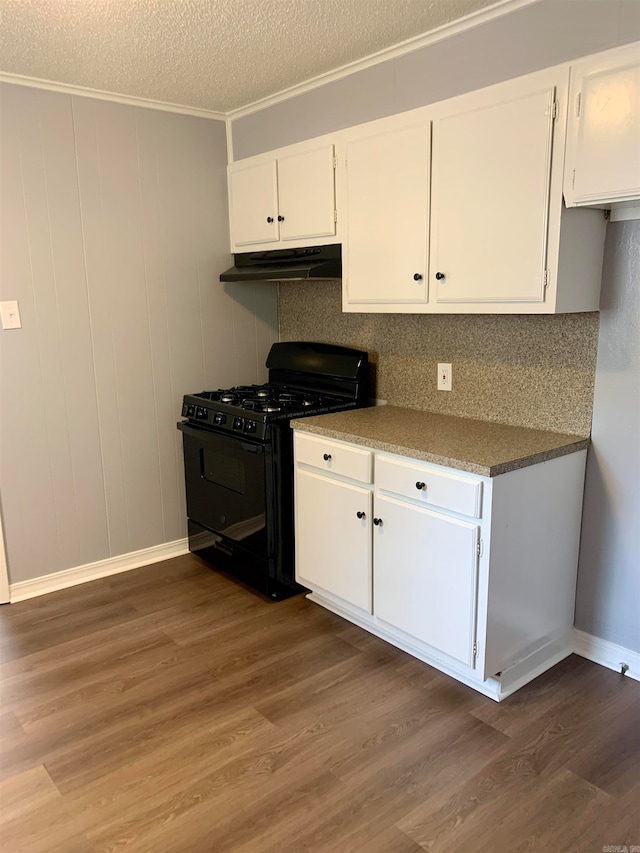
[220,244,341,283]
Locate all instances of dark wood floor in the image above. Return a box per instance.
[0,555,638,852]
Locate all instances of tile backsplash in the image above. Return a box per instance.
[279,281,599,435]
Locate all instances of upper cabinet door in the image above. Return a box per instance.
[277,145,336,242]
[564,42,640,207]
[344,123,430,305]
[229,160,279,247]
[431,86,556,305]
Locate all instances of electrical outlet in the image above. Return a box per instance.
[437,362,452,391]
[0,301,22,330]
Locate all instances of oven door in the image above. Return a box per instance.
[178,422,269,559]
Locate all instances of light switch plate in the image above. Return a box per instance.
[1,301,22,330]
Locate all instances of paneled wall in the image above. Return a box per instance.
[0,83,278,584]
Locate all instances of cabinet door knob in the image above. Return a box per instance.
[416,481,426,490]
[373,517,382,526]
[266,216,274,223]
[435,271,445,280]
[323,453,331,461]
[413,273,423,281]
[356,511,366,519]
[278,215,285,222]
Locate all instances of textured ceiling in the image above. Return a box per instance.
[0,0,498,113]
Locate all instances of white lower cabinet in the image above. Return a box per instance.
[373,494,479,668]
[295,468,372,613]
[294,430,587,701]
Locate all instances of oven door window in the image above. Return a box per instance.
[181,427,269,558]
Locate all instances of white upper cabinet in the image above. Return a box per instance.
[228,143,337,251]
[226,58,619,313]
[343,123,430,305]
[276,146,337,242]
[338,65,605,314]
[229,160,279,247]
[564,42,640,208]
[430,85,556,305]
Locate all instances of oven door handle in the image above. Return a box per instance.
[177,420,264,452]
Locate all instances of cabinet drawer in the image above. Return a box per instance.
[376,455,482,518]
[295,433,372,483]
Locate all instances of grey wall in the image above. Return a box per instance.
[575,221,640,653]
[0,83,278,584]
[232,0,640,159]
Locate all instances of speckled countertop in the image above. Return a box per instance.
[291,406,589,477]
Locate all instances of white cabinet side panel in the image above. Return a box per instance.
[484,451,587,678]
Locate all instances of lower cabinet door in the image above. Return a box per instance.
[295,469,372,612]
[373,494,479,666]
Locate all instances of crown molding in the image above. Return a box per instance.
[0,71,227,121]
[226,0,539,120]
[0,0,538,120]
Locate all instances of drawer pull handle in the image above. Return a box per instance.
[356,511,366,520]
[323,453,332,461]
[373,517,383,526]
[416,481,426,490]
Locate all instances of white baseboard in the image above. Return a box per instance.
[9,538,189,603]
[572,628,640,682]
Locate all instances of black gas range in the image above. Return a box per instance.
[180,385,356,442]
[178,342,369,599]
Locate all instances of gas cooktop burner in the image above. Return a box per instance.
[196,383,343,416]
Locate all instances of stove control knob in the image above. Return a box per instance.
[195,406,208,420]
[186,404,196,417]
[243,420,256,433]
[232,417,243,431]
[213,412,227,426]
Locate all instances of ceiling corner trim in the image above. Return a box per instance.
[0,71,227,121]
[227,0,539,121]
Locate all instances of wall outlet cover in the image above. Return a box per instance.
[437,362,452,391]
